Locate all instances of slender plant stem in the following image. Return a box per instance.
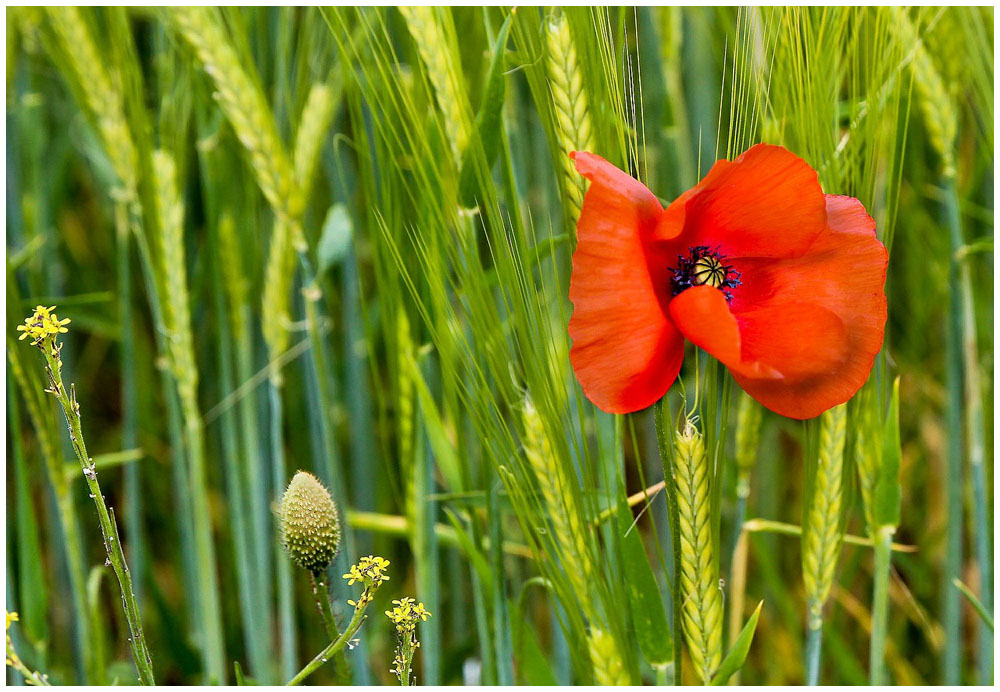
[271,380,297,681]
[869,527,892,685]
[944,176,992,683]
[742,518,914,553]
[40,344,155,685]
[942,203,964,684]
[309,572,349,682]
[286,603,368,685]
[116,201,145,610]
[801,404,847,685]
[310,573,342,642]
[804,623,823,686]
[654,398,682,685]
[179,406,226,683]
[953,578,996,631]
[211,238,270,682]
[5,636,51,686]
[728,529,749,685]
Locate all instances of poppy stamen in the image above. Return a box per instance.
[669,246,742,301]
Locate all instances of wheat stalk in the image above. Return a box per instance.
[153,148,226,681]
[45,7,138,198]
[546,13,595,229]
[521,396,592,603]
[521,396,631,681]
[169,7,302,222]
[260,82,339,366]
[674,420,723,684]
[154,150,197,404]
[802,403,848,627]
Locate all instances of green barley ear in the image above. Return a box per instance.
[45,7,138,199]
[673,419,723,684]
[521,395,592,601]
[522,395,632,683]
[261,218,297,366]
[546,12,594,230]
[293,82,338,197]
[280,471,342,575]
[169,7,303,222]
[588,628,628,686]
[801,403,848,630]
[399,6,471,167]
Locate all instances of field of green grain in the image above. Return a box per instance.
[5,6,994,686]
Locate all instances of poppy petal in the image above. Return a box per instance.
[668,286,848,383]
[728,195,887,417]
[658,144,827,258]
[569,152,684,414]
[671,195,887,419]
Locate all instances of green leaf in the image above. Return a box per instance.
[231,661,260,685]
[317,203,354,274]
[873,377,901,529]
[458,12,512,206]
[616,494,672,666]
[710,601,763,685]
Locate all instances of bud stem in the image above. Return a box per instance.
[287,600,369,686]
[309,572,349,682]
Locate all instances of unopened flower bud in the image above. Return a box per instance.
[279,471,341,574]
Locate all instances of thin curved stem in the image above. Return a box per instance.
[286,602,368,686]
[41,344,155,685]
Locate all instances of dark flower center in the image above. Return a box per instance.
[669,246,742,301]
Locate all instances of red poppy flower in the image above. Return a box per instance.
[568,144,888,419]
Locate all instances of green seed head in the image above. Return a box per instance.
[279,471,341,574]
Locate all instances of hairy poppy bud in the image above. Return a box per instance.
[279,471,341,574]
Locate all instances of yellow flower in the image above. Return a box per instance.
[5,611,18,631]
[385,597,431,633]
[342,555,390,587]
[16,305,70,345]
